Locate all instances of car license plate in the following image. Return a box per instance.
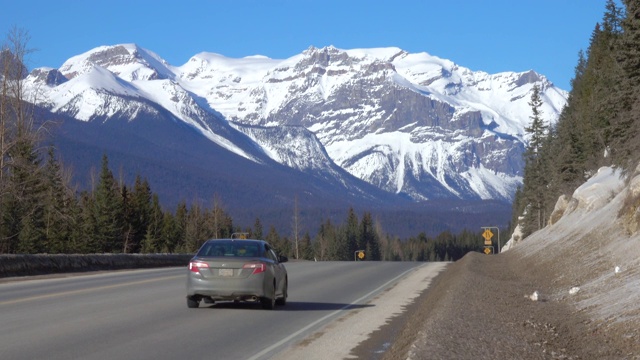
[219,268,234,277]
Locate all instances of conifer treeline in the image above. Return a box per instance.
[1,150,487,261]
[514,0,640,238]
[0,152,239,255]
[0,29,489,261]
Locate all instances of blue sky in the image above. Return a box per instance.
[2,1,611,91]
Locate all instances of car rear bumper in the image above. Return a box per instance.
[186,272,267,300]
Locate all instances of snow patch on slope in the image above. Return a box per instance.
[506,165,640,331]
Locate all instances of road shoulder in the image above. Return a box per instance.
[276,262,448,360]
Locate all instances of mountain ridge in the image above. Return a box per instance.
[19,44,566,235]
[26,43,567,202]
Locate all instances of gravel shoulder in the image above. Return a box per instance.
[276,262,448,360]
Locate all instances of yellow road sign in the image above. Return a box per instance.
[483,247,493,255]
[357,250,365,260]
[482,229,493,241]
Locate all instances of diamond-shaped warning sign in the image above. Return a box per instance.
[482,229,493,245]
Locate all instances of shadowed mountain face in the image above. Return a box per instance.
[40,103,510,238]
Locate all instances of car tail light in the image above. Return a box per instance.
[243,262,266,274]
[189,261,209,273]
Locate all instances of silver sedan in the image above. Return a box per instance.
[186,238,288,309]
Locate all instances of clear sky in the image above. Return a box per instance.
[1,0,612,91]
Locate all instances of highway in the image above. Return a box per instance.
[0,261,444,360]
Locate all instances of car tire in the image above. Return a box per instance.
[187,296,200,308]
[261,295,275,310]
[276,280,287,306]
[261,284,276,310]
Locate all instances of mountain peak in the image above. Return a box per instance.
[511,69,543,87]
[59,44,174,81]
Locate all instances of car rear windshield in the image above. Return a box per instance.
[197,241,261,258]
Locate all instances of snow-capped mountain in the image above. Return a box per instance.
[172,46,566,201]
[25,43,567,205]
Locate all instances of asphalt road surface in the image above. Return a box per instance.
[0,261,445,360]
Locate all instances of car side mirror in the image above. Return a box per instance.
[279,255,288,263]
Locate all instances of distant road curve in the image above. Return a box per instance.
[0,261,447,360]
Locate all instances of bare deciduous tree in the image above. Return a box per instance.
[0,27,37,253]
[291,194,300,259]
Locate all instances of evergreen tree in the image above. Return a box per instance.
[612,0,640,170]
[360,212,380,260]
[128,176,152,252]
[584,9,624,166]
[42,147,75,253]
[92,154,123,252]
[65,194,83,253]
[253,217,264,239]
[554,50,591,190]
[521,85,549,235]
[547,2,623,195]
[524,85,548,158]
[346,207,359,257]
[78,191,98,253]
[331,226,350,261]
[604,0,625,33]
[10,130,46,253]
[159,211,178,253]
[299,232,313,260]
[265,225,282,251]
[142,194,163,253]
[411,233,428,261]
[279,236,293,258]
[172,201,187,252]
[184,201,207,252]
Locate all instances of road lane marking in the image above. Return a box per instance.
[0,275,183,306]
[246,264,428,360]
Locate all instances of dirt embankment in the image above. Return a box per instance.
[381,251,639,360]
[0,254,192,279]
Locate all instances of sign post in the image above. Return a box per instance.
[481,227,500,254]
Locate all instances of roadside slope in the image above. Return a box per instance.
[383,251,630,359]
[383,166,640,359]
